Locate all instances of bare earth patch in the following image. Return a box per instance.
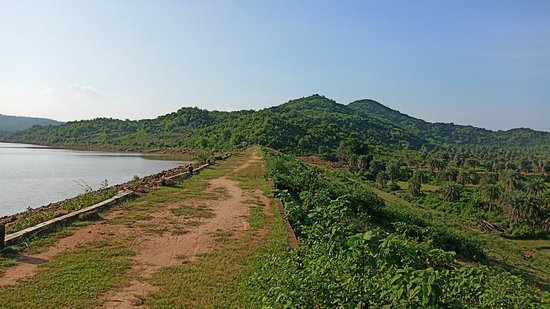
[101,177,252,308]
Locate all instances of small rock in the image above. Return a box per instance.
[53,209,69,218]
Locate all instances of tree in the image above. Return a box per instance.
[442,183,461,202]
[457,171,468,185]
[409,182,421,196]
[480,184,501,212]
[517,160,531,173]
[444,167,458,182]
[376,171,389,187]
[526,177,546,196]
[411,170,426,186]
[386,162,400,182]
[336,139,371,172]
[502,192,544,227]
[368,160,385,175]
[501,170,523,192]
[427,157,445,173]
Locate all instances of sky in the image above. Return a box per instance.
[0,1,549,131]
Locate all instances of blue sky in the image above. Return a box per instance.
[1,1,549,131]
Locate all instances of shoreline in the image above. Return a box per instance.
[0,140,200,161]
[0,160,200,229]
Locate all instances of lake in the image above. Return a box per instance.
[0,142,188,217]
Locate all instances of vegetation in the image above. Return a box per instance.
[253,150,546,307]
[5,95,550,155]
[6,186,117,234]
[0,240,134,309]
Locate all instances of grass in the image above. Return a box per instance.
[0,240,134,309]
[0,249,19,270]
[515,240,550,258]
[0,218,101,272]
[171,204,214,218]
[397,181,440,192]
[145,198,287,309]
[248,206,265,232]
[6,189,117,234]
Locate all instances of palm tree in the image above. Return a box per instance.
[526,177,546,196]
[386,162,399,182]
[355,154,370,171]
[517,160,531,174]
[411,170,426,186]
[442,183,461,202]
[502,192,544,226]
[428,157,445,173]
[480,184,501,212]
[409,182,421,196]
[491,161,503,173]
[376,171,389,187]
[444,167,458,182]
[468,171,480,185]
[457,171,468,185]
[368,160,384,175]
[501,170,523,192]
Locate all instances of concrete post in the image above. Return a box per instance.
[0,224,5,248]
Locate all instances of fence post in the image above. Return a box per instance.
[0,224,5,248]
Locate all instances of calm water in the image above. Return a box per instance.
[0,142,188,217]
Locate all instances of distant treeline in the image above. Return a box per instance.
[4,95,550,158]
[0,114,62,133]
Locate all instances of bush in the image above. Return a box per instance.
[252,150,542,307]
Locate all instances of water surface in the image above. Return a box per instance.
[0,142,188,217]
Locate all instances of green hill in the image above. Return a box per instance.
[4,95,549,155]
[348,99,550,149]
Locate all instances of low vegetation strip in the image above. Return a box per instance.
[4,190,135,245]
[3,188,118,235]
[267,178,298,249]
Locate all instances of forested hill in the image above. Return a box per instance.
[4,95,549,154]
[0,114,62,134]
[349,99,550,148]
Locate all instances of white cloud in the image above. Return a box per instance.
[69,83,98,97]
[41,87,58,96]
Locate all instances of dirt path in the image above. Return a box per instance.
[101,175,252,308]
[233,151,262,172]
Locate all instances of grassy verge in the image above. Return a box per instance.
[6,188,117,234]
[0,240,134,309]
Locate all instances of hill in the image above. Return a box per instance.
[4,95,550,155]
[349,99,550,149]
[0,114,62,137]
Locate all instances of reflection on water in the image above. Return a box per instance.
[0,142,190,217]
